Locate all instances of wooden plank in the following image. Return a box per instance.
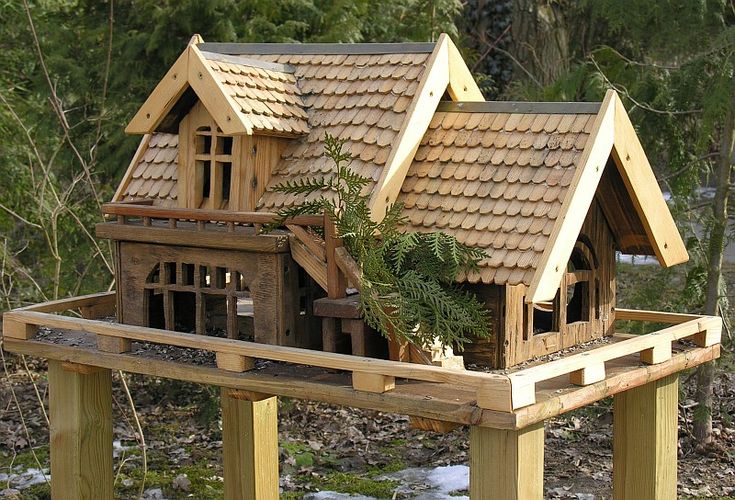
[569,362,605,386]
[612,95,689,267]
[2,317,37,339]
[4,310,510,389]
[408,416,461,433]
[102,203,324,226]
[178,111,191,208]
[509,316,720,388]
[469,422,544,499]
[48,360,113,500]
[188,45,251,135]
[352,372,395,393]
[290,235,329,292]
[613,374,678,500]
[112,134,152,202]
[324,214,346,299]
[97,335,131,354]
[313,295,361,319]
[334,247,362,290]
[6,339,509,428]
[95,223,290,253]
[476,380,535,413]
[513,345,719,430]
[615,308,701,324]
[369,34,451,221]
[640,343,672,365]
[19,291,116,314]
[526,90,617,304]
[216,352,255,372]
[287,224,325,261]
[221,389,279,500]
[446,37,484,102]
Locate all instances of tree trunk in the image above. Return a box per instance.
[694,79,735,446]
[510,0,570,87]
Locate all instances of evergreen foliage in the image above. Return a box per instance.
[270,134,491,351]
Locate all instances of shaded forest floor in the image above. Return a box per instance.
[0,264,734,499]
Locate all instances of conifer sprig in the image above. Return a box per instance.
[270,133,491,350]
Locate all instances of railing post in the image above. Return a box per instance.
[324,212,346,299]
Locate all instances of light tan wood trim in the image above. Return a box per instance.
[470,422,545,499]
[216,352,255,372]
[613,374,678,500]
[527,90,617,303]
[446,37,484,101]
[178,113,191,207]
[611,97,689,267]
[112,134,152,202]
[188,45,251,135]
[368,34,451,221]
[287,224,325,261]
[18,291,116,313]
[352,372,396,393]
[615,308,701,324]
[334,246,362,290]
[126,48,190,134]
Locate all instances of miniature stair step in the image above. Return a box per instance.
[289,235,328,292]
[313,294,362,319]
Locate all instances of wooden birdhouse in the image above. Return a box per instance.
[98,34,688,369]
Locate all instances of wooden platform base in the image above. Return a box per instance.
[0,292,723,499]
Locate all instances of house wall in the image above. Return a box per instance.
[499,199,617,367]
[115,241,322,349]
[460,284,504,368]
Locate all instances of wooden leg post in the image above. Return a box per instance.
[221,389,279,500]
[469,422,544,500]
[613,374,678,500]
[49,360,113,500]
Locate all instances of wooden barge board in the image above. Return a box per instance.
[1,337,718,430]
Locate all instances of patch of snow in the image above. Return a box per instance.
[306,493,375,500]
[0,468,48,490]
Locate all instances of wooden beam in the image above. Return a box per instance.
[334,247,362,291]
[611,96,689,267]
[188,45,251,135]
[48,360,113,500]
[95,223,290,253]
[18,291,116,314]
[613,374,678,500]
[324,214,346,299]
[102,202,324,227]
[126,48,190,134]
[2,317,37,339]
[469,422,544,499]
[615,308,701,324]
[526,90,617,303]
[446,37,484,101]
[221,389,279,500]
[286,224,325,260]
[352,372,395,393]
[369,34,451,221]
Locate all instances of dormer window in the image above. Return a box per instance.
[194,126,233,209]
[178,101,291,212]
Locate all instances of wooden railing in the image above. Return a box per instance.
[101,202,357,295]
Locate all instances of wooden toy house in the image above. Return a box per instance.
[98,34,688,369]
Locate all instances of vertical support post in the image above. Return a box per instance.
[613,374,678,500]
[221,389,279,500]
[49,361,113,500]
[324,212,346,300]
[469,422,544,500]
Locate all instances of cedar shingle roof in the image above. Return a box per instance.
[397,107,598,286]
[240,51,432,210]
[121,133,178,206]
[202,53,310,135]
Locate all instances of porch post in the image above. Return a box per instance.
[613,374,679,500]
[469,421,545,499]
[49,360,113,500]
